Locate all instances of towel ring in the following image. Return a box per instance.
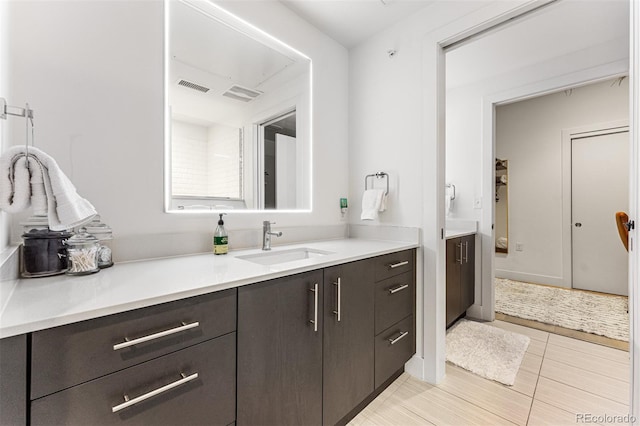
[365,172,389,195]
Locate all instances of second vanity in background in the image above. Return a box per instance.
[445,221,477,328]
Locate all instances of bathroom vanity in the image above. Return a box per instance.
[0,240,416,426]
[445,230,476,328]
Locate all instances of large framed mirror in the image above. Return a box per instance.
[495,158,508,253]
[164,0,312,212]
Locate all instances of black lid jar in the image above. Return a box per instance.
[21,218,72,278]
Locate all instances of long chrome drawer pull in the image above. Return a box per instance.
[388,331,409,345]
[333,277,341,322]
[309,284,319,332]
[388,284,409,294]
[388,260,409,269]
[113,321,200,351]
[112,372,199,413]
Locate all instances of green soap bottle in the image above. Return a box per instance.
[214,213,228,255]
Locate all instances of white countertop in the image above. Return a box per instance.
[0,238,417,338]
[445,229,477,239]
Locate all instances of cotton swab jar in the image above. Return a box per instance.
[64,229,100,275]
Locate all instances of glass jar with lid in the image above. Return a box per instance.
[85,216,113,268]
[64,229,100,275]
[20,216,71,278]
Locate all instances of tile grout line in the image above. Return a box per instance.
[434,371,523,426]
[537,375,630,408]
[526,331,549,425]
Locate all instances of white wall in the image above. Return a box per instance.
[350,0,629,382]
[349,0,546,382]
[5,0,348,261]
[495,78,629,286]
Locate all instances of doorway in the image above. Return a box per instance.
[489,79,630,346]
[571,127,629,295]
[258,110,297,209]
[443,2,628,418]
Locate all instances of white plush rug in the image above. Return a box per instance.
[495,278,629,341]
[446,319,530,386]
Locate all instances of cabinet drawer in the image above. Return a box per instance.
[374,316,415,388]
[31,288,236,399]
[374,250,414,281]
[31,333,236,426]
[375,272,414,335]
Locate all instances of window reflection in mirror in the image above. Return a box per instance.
[165,0,312,212]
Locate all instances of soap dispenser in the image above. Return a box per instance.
[214,213,228,255]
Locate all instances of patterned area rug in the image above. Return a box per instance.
[495,278,629,341]
[446,319,530,386]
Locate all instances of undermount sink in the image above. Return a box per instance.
[238,248,334,266]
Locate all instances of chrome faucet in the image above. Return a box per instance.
[262,221,282,251]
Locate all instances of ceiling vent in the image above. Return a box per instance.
[177,79,210,93]
[222,85,263,102]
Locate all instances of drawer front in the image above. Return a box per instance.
[31,333,236,426]
[32,288,236,399]
[374,250,414,281]
[374,315,415,388]
[375,272,414,335]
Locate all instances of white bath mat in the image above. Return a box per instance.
[446,319,530,386]
[495,278,629,341]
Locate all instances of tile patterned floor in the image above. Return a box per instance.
[349,321,631,425]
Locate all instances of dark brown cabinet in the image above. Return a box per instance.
[323,260,375,426]
[237,270,324,426]
[27,289,238,425]
[3,248,417,426]
[373,250,416,388]
[446,235,475,328]
[31,334,236,426]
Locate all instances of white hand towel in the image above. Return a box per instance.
[445,186,454,217]
[0,145,97,230]
[379,192,388,212]
[361,189,384,221]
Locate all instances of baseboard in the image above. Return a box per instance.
[404,354,424,380]
[495,269,566,288]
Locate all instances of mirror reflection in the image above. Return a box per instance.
[495,158,508,253]
[165,0,312,212]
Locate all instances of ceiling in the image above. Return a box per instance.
[281,0,435,48]
[446,0,629,89]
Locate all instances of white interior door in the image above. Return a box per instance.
[572,130,629,295]
[275,133,297,209]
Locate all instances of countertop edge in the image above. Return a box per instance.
[0,240,418,338]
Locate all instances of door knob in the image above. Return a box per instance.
[574,223,582,227]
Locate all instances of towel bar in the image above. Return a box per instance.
[365,172,389,195]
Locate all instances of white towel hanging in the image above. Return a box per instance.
[361,189,385,221]
[0,145,97,230]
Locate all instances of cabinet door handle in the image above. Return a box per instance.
[388,260,409,269]
[309,283,319,332]
[113,321,200,351]
[457,243,463,264]
[464,241,469,264]
[388,331,409,345]
[333,277,341,322]
[112,372,199,413]
[389,284,409,294]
